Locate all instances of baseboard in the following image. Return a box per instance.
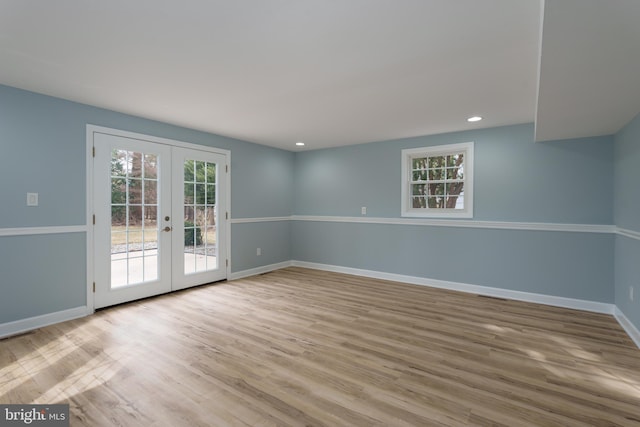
[0,306,91,339]
[291,260,616,315]
[614,307,640,348]
[229,261,294,281]
[4,264,637,350]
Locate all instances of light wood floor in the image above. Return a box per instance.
[2,267,640,426]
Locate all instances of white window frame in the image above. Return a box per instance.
[401,142,474,218]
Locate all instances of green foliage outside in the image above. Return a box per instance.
[184,220,203,246]
[411,153,464,209]
[110,152,216,246]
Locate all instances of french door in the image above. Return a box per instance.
[171,147,227,291]
[92,130,228,309]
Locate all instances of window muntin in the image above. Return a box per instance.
[402,142,473,218]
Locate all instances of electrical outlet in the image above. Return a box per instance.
[27,193,38,206]
[257,248,261,256]
[630,286,635,302]
[361,207,367,215]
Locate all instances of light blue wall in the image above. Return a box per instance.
[231,221,291,272]
[292,222,613,302]
[0,233,86,323]
[0,82,629,330]
[293,124,614,302]
[0,84,294,323]
[294,124,613,224]
[0,84,294,223]
[0,87,86,227]
[615,237,640,326]
[614,112,640,330]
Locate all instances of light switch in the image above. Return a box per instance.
[27,193,39,206]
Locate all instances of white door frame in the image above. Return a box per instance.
[86,124,231,311]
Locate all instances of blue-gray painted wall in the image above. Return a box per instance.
[293,124,615,303]
[292,221,613,302]
[0,233,86,322]
[294,124,613,224]
[1,83,637,335]
[614,112,640,330]
[231,221,291,272]
[0,84,293,323]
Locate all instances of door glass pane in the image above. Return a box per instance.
[144,154,158,179]
[144,180,157,204]
[110,149,160,288]
[183,159,217,274]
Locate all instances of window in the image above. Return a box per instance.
[401,142,474,218]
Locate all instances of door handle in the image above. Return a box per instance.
[163,226,172,232]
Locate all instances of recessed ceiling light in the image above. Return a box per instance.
[467,116,482,122]
[295,142,305,146]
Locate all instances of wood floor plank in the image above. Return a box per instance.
[2,267,640,426]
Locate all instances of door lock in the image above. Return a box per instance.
[165,216,170,221]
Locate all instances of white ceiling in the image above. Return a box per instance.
[0,1,637,151]
[535,0,640,142]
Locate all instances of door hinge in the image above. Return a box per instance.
[93,214,96,225]
[92,146,96,157]
[93,282,96,293]
[226,212,228,220]
[226,259,229,267]
[226,164,228,173]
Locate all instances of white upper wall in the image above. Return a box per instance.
[535,0,640,142]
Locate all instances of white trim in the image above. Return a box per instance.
[231,216,291,224]
[614,307,640,349]
[226,215,615,234]
[225,153,232,278]
[617,227,640,241]
[291,215,615,233]
[228,261,293,281]
[291,260,615,315]
[86,124,231,157]
[1,218,615,235]
[86,125,95,311]
[0,225,87,237]
[0,306,90,339]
